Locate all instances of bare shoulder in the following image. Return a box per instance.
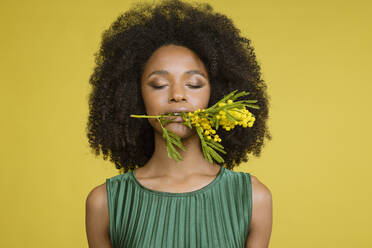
[85,182,112,248]
[86,182,108,209]
[245,174,273,248]
[250,175,272,202]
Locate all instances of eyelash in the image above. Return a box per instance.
[188,84,203,89]
[151,84,203,89]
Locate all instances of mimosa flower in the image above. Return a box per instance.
[130,90,259,164]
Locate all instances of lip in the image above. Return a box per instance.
[164,107,191,122]
[166,116,184,122]
[164,107,190,115]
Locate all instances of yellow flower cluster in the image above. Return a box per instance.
[185,98,256,141]
[187,109,221,142]
[216,100,256,131]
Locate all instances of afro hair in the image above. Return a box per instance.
[86,0,272,173]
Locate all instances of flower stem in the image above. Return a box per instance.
[130,114,162,118]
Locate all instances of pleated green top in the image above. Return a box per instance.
[106,166,252,248]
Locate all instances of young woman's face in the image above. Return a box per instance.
[141,44,211,138]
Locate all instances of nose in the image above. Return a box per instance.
[169,84,187,103]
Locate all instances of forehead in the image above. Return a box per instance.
[141,45,208,78]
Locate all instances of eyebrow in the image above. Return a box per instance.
[146,70,207,80]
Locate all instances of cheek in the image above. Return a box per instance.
[205,89,211,106]
[142,91,165,115]
[198,87,211,108]
[141,90,152,114]
[187,89,210,110]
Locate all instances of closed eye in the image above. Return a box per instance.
[187,84,203,89]
[151,85,166,89]
[149,82,204,89]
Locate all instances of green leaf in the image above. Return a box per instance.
[167,131,186,151]
[166,143,178,161]
[244,104,260,109]
[233,100,258,106]
[162,127,184,161]
[204,146,213,163]
[196,126,213,163]
[199,136,208,160]
[205,140,226,154]
[162,128,168,138]
[167,141,183,162]
[206,139,224,149]
[206,146,225,163]
[201,143,208,161]
[215,118,220,130]
[200,139,213,163]
[202,144,212,163]
[168,136,186,151]
[241,99,258,103]
[231,91,249,101]
[166,145,178,161]
[221,89,238,102]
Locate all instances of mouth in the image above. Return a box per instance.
[165,115,184,122]
[163,111,189,122]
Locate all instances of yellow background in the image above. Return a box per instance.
[1,0,371,247]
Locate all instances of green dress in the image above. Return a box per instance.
[106,166,252,248]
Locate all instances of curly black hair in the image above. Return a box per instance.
[86,0,272,173]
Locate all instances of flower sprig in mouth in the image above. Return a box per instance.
[130,90,259,164]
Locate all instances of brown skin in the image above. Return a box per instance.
[246,176,273,248]
[85,45,272,247]
[137,44,221,189]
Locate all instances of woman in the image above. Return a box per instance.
[85,0,273,247]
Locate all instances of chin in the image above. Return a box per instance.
[149,119,196,140]
[164,122,195,138]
